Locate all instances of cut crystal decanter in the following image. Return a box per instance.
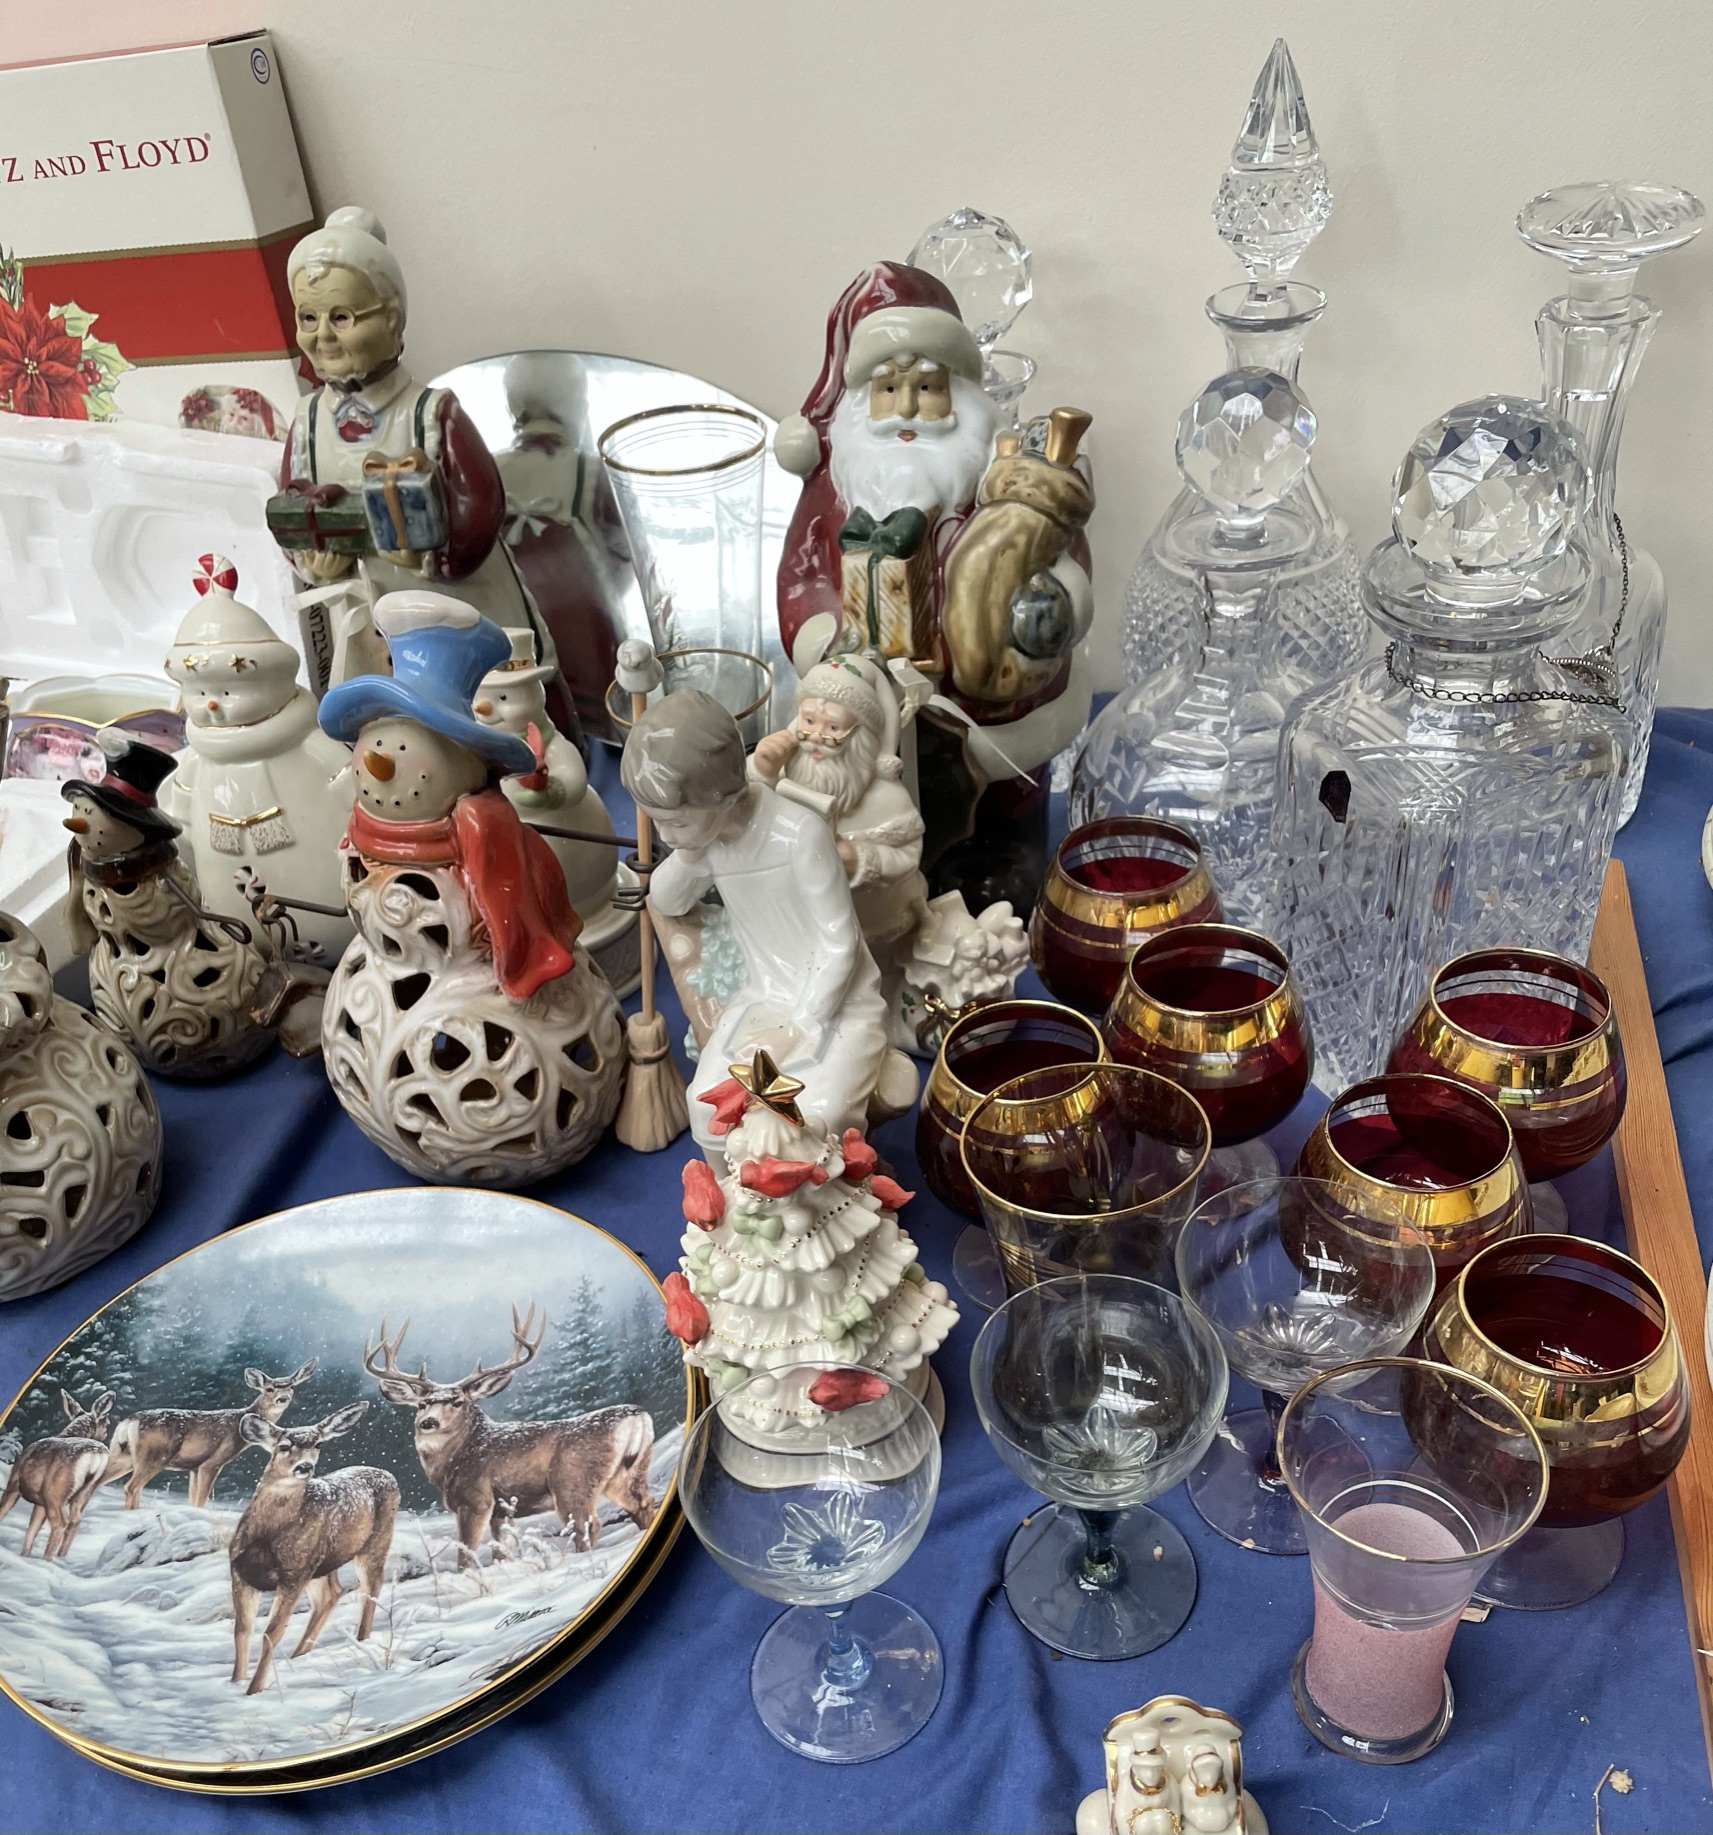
[910,206,1036,428]
[1122,39,1365,693]
[1518,180,1704,825]
[1269,397,1630,1093]
[1070,369,1315,921]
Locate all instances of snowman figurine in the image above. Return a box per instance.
[164,554,355,960]
[62,731,276,1080]
[472,629,638,993]
[317,591,624,1186]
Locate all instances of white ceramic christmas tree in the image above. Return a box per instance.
[665,1049,957,1443]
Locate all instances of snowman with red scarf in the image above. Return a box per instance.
[317,592,622,1185]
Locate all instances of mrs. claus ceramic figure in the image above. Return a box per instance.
[774,262,1095,913]
[271,207,560,697]
[317,592,623,1186]
[164,554,355,959]
[0,909,162,1300]
[63,731,275,1080]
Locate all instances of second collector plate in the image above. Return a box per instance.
[0,1188,693,1778]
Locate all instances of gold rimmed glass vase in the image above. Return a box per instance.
[1423,1233,1689,1610]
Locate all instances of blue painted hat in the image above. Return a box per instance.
[318,592,537,776]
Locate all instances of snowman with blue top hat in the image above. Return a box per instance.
[317,591,623,1185]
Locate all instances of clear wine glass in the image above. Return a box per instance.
[970,1274,1228,1660]
[678,1363,943,1762]
[1175,1175,1436,1555]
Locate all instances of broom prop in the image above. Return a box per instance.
[612,639,690,1151]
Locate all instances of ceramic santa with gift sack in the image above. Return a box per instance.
[270,206,562,700]
[316,591,622,1186]
[774,261,1096,912]
[163,555,355,960]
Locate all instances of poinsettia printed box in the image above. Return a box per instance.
[0,31,312,437]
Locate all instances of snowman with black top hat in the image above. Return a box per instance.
[62,730,276,1080]
[317,591,624,1185]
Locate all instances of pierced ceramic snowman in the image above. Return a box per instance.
[164,554,355,959]
[472,629,638,993]
[0,909,162,1300]
[317,591,624,1186]
[63,731,275,1080]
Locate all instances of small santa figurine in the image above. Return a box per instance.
[774,262,1096,911]
[163,554,354,959]
[274,207,563,703]
[315,591,623,1185]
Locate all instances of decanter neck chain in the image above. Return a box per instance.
[1384,516,1628,710]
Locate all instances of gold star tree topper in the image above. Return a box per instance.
[730,1048,805,1126]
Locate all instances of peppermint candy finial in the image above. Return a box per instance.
[194,553,239,597]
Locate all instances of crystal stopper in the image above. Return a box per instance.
[1176,369,1315,518]
[1517,180,1705,270]
[1393,398,1589,577]
[1212,39,1333,285]
[907,207,1032,352]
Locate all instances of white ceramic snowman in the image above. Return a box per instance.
[62,731,275,1080]
[164,555,355,959]
[0,908,163,1300]
[472,630,638,992]
[317,592,624,1186]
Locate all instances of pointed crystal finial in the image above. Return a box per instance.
[908,207,1033,353]
[1517,180,1704,271]
[1213,40,1332,286]
[1176,369,1315,519]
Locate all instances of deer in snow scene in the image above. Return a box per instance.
[364,1305,657,1559]
[0,1388,116,1559]
[228,1401,400,1697]
[100,1359,318,1508]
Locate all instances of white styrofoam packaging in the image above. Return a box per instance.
[0,31,312,435]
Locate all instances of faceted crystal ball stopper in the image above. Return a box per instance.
[1393,398,1590,578]
[1517,180,1705,271]
[1212,38,1333,286]
[908,207,1033,353]
[1176,368,1315,519]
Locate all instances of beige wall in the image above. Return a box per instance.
[7,0,1712,695]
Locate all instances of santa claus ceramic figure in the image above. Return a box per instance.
[163,555,355,960]
[621,689,908,1158]
[271,207,563,703]
[317,592,623,1186]
[774,262,1096,912]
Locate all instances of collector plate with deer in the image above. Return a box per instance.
[0,1188,692,1775]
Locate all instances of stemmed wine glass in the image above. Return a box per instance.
[1104,924,1313,1187]
[679,1363,943,1762]
[1174,1176,1437,1554]
[970,1274,1228,1659]
[1424,1233,1690,1609]
[1387,947,1626,1233]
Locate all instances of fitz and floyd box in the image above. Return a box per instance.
[0,31,312,438]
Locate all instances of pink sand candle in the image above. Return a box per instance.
[1304,1501,1470,1742]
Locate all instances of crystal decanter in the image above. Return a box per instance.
[1519,180,1704,825]
[909,206,1036,428]
[1270,398,1629,1092]
[1070,369,1314,922]
[1122,39,1365,695]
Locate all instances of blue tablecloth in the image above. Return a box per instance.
[6,712,1713,1835]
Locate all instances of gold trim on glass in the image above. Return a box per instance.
[924,1000,1107,1132]
[1031,816,1219,947]
[597,403,768,476]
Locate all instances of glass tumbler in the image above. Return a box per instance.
[1280,1358,1547,1764]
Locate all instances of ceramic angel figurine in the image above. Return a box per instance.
[1076,1697,1267,1835]
[163,554,354,959]
[269,207,558,694]
[63,731,276,1080]
[664,1048,956,1438]
[748,649,1029,1054]
[0,909,162,1300]
[774,262,1094,912]
[317,591,623,1186]
[621,690,906,1158]
[473,628,636,992]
